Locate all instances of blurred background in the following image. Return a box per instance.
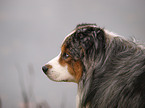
[0,0,145,108]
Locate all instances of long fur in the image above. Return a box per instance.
[67,24,145,108]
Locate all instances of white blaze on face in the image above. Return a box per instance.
[46,54,75,82]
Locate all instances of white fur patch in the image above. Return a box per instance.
[46,54,75,82]
[76,90,80,108]
[104,29,120,38]
[104,29,126,39]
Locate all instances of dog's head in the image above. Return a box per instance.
[42,24,107,83]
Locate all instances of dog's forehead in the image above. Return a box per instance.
[60,31,74,53]
[62,24,97,42]
[61,29,77,48]
[62,30,75,42]
[61,25,99,49]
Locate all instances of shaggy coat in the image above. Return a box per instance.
[68,24,145,108]
[43,24,145,108]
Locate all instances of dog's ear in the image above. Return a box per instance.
[76,27,105,51]
[81,35,94,50]
[75,27,94,50]
[91,28,105,51]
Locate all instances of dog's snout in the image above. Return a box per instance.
[42,66,48,74]
[42,64,52,74]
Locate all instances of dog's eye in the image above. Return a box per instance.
[63,53,70,59]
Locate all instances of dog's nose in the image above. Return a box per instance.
[42,66,48,74]
[42,64,52,75]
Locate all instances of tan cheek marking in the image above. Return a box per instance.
[67,60,83,83]
[60,43,83,83]
[59,56,83,83]
[59,56,67,66]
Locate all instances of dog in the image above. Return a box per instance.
[42,24,145,108]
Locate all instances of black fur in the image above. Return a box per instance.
[65,24,145,108]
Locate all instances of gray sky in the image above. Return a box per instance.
[0,0,145,108]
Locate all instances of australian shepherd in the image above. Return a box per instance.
[42,24,145,108]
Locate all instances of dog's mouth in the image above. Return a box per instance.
[47,73,68,82]
[62,80,68,82]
